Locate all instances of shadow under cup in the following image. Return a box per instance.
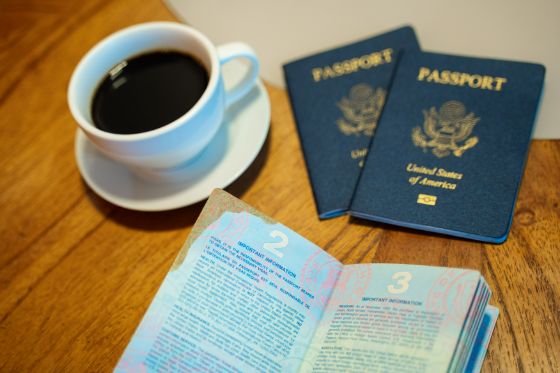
[68,22,228,182]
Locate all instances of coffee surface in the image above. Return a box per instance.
[92,51,208,134]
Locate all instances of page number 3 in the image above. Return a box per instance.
[387,272,412,294]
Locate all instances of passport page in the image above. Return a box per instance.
[301,264,487,372]
[115,189,342,372]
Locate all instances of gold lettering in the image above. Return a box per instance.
[480,76,493,90]
[351,148,368,159]
[342,61,356,74]
[427,70,440,83]
[417,67,430,81]
[382,48,393,63]
[436,168,463,180]
[406,163,437,175]
[470,75,482,88]
[419,177,457,190]
[359,55,371,69]
[416,67,507,91]
[450,72,460,85]
[323,66,336,79]
[311,68,322,82]
[369,52,383,66]
[440,70,451,84]
[494,77,507,91]
[310,48,395,82]
[333,63,344,75]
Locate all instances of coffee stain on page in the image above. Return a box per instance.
[171,189,276,270]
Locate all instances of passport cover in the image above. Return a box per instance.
[283,26,420,219]
[349,51,545,243]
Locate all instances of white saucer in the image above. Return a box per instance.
[75,61,270,211]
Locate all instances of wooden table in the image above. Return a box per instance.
[0,0,558,371]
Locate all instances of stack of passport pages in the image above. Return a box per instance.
[283,26,545,243]
[116,189,498,373]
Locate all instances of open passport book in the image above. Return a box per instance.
[115,189,498,372]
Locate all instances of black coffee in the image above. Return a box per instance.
[91,51,208,134]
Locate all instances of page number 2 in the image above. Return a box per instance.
[263,230,289,258]
[387,272,412,294]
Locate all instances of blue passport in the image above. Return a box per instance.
[283,26,420,219]
[349,51,545,243]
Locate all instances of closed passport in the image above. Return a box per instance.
[349,51,545,243]
[283,26,420,219]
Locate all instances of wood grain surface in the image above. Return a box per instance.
[0,0,558,371]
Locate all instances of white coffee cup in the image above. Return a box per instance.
[68,22,259,181]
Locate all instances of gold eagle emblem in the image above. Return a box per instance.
[337,84,386,137]
[412,101,480,158]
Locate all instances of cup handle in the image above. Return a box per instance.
[216,42,260,108]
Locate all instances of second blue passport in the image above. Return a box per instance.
[283,26,420,218]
